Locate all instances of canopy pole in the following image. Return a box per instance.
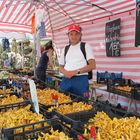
[33,32,36,77]
[33,7,37,77]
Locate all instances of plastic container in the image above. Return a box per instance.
[0,100,59,140]
[39,90,82,110]
[0,100,33,112]
[2,121,86,140]
[39,97,90,119]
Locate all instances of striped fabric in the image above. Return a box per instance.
[0,0,135,33]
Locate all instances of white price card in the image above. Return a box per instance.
[28,79,39,114]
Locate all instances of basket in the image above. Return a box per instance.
[2,121,86,140]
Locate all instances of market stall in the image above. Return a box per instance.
[0,0,140,140]
[0,77,139,140]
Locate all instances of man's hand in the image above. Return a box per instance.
[59,65,77,78]
[64,70,77,78]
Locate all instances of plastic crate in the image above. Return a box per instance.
[0,100,59,140]
[33,77,55,89]
[107,85,131,98]
[0,100,33,112]
[94,100,140,118]
[0,93,6,98]
[0,91,22,98]
[42,101,96,131]
[46,77,55,88]
[39,97,89,119]
[97,71,123,84]
[0,89,14,95]
[0,99,51,119]
[39,90,82,109]
[64,108,95,122]
[93,101,126,118]
[58,90,82,101]
[0,79,7,86]
[2,121,86,140]
[0,92,20,103]
[49,101,96,133]
[107,79,140,100]
[131,86,140,100]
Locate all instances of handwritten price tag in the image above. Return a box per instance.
[28,79,39,114]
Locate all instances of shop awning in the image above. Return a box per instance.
[0,0,135,34]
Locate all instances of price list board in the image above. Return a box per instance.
[105,18,121,57]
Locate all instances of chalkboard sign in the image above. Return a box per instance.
[105,18,121,57]
[135,0,140,47]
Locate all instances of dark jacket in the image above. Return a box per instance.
[37,51,49,71]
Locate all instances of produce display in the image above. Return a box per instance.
[0,105,45,131]
[37,128,73,140]
[0,88,13,94]
[0,71,18,79]
[0,71,10,79]
[0,76,140,139]
[47,102,92,114]
[84,112,140,140]
[20,69,31,73]
[0,95,24,105]
[37,89,72,105]
[115,86,132,92]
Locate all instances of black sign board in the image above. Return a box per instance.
[105,18,121,57]
[135,0,140,47]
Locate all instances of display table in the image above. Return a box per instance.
[90,83,139,114]
[46,70,62,89]
[89,83,106,101]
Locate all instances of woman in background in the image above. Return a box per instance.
[36,41,54,86]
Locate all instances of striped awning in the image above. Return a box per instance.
[0,0,135,34]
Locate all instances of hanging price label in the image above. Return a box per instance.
[28,79,39,114]
[77,135,84,140]
[90,127,96,140]
[51,93,58,106]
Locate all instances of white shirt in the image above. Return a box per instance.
[59,42,95,75]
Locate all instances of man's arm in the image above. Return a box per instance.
[59,65,77,78]
[77,59,96,74]
[48,50,54,68]
[59,65,66,74]
[59,59,96,77]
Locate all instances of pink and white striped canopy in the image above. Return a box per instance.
[0,0,135,34]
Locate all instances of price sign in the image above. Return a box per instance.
[105,18,121,57]
[51,93,58,106]
[28,79,39,114]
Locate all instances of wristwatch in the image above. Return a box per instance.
[77,69,80,74]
